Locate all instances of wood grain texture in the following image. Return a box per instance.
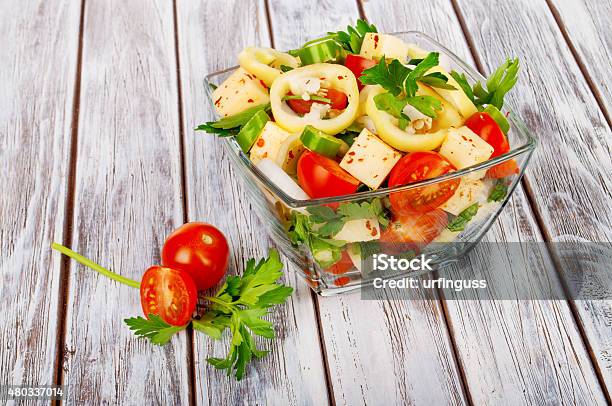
[60,0,190,403]
[363,0,607,403]
[267,1,467,404]
[452,0,612,394]
[547,0,612,120]
[0,0,80,395]
[175,1,329,404]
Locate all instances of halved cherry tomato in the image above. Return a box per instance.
[286,88,348,115]
[465,112,518,178]
[140,266,197,326]
[388,152,460,214]
[380,209,448,253]
[325,251,353,275]
[161,222,230,291]
[297,150,360,198]
[344,54,377,90]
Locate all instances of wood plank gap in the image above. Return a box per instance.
[263,0,276,48]
[53,0,87,393]
[355,0,367,19]
[309,289,337,406]
[543,0,611,127]
[170,1,196,405]
[448,0,612,401]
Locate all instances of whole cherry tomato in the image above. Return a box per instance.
[388,152,459,214]
[344,54,377,90]
[140,266,197,326]
[286,88,348,115]
[161,222,230,291]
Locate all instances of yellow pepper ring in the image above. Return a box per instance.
[365,86,448,152]
[270,64,359,135]
[238,47,300,87]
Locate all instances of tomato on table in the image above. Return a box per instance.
[325,250,353,275]
[380,209,448,252]
[161,222,230,291]
[140,266,197,326]
[465,112,518,178]
[286,88,348,115]
[388,152,460,215]
[297,150,360,199]
[344,54,377,90]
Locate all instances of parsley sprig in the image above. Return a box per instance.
[447,203,479,232]
[327,19,377,54]
[196,103,271,137]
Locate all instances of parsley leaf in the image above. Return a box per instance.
[488,181,509,202]
[328,19,377,54]
[450,71,475,102]
[361,58,410,96]
[404,52,440,97]
[195,103,271,136]
[473,58,519,109]
[279,65,294,72]
[373,93,411,129]
[405,96,442,118]
[447,203,479,232]
[124,315,186,346]
[419,72,457,90]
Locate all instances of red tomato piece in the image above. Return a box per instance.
[286,88,348,115]
[297,150,360,198]
[140,266,197,326]
[344,54,377,90]
[380,209,448,253]
[325,251,354,275]
[486,159,519,178]
[388,152,460,215]
[161,222,230,291]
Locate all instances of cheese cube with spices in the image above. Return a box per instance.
[339,128,402,189]
[438,126,494,180]
[212,67,270,117]
[359,33,410,62]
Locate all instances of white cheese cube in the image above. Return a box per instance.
[438,126,494,180]
[212,67,270,117]
[333,219,380,242]
[250,122,292,165]
[360,33,409,62]
[339,128,402,189]
[440,179,489,216]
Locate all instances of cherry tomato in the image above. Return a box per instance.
[325,251,353,275]
[388,152,460,214]
[286,88,348,115]
[161,222,230,291]
[465,112,518,179]
[380,209,448,253]
[344,54,377,90]
[297,150,360,198]
[140,266,197,326]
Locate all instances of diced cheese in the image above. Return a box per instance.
[276,133,305,176]
[346,243,363,271]
[333,219,380,242]
[212,67,270,117]
[250,122,292,165]
[360,33,409,62]
[339,128,402,189]
[438,126,494,180]
[440,179,489,216]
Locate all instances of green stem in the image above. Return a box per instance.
[283,94,331,103]
[51,242,140,289]
[204,296,237,312]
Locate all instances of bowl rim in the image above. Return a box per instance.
[204,30,537,209]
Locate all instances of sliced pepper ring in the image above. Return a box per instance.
[270,64,359,135]
[238,47,300,87]
[365,86,448,152]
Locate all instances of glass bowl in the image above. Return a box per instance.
[204,31,536,295]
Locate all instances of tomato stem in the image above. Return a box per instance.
[51,242,140,289]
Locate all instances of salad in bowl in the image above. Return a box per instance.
[200,20,536,295]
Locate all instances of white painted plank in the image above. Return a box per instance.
[266,1,468,404]
[175,0,329,403]
[0,0,80,394]
[453,0,612,395]
[61,0,190,403]
[548,0,611,118]
[363,0,607,403]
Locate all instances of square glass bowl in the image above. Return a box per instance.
[204,31,536,295]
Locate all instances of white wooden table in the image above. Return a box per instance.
[1,0,611,404]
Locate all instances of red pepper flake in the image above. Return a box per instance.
[288,151,295,159]
[382,157,388,161]
[373,174,378,178]
[320,77,325,80]
[357,158,364,162]
[337,75,343,80]
[371,228,378,237]
[348,151,356,156]
[260,80,268,89]
[262,152,268,158]
[461,135,468,141]
[365,220,372,230]
[247,98,254,103]
[239,79,246,84]
[256,138,265,147]
[346,158,354,164]
[373,35,379,48]
[214,96,222,106]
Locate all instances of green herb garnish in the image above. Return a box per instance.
[327,19,377,54]
[447,203,479,232]
[195,103,271,136]
[488,181,509,202]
